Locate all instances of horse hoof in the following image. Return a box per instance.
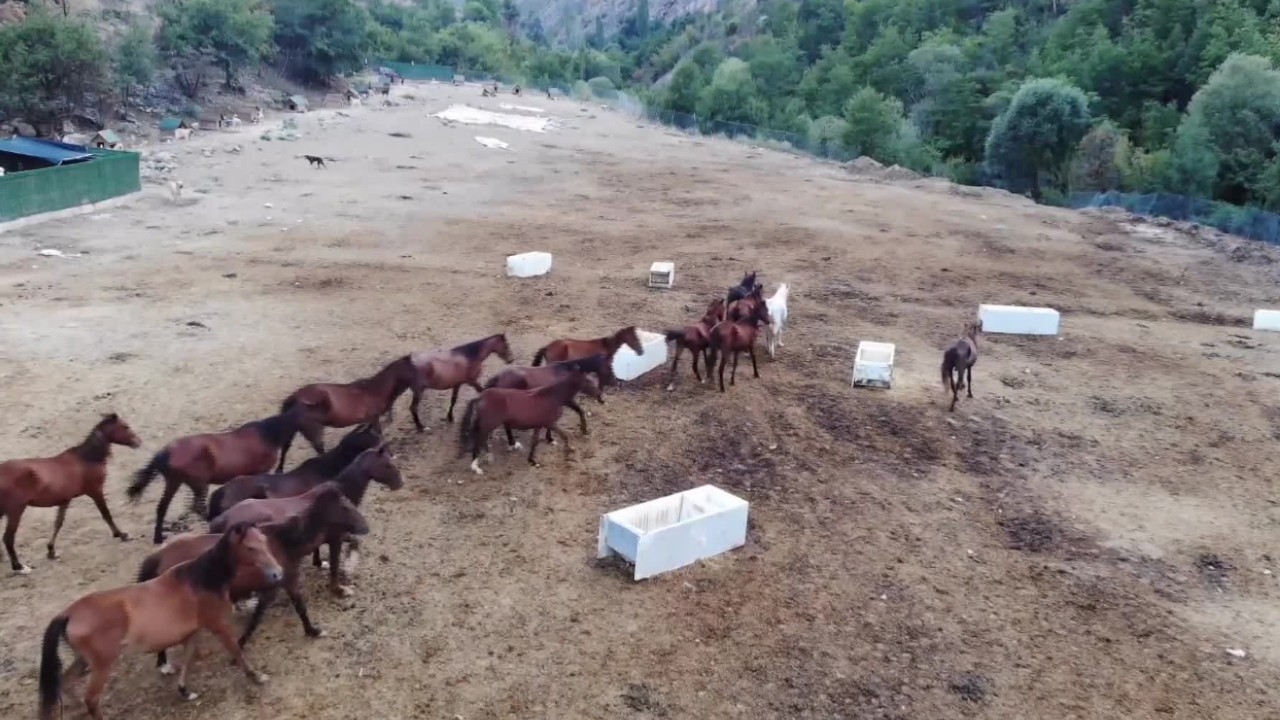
[529,461,542,468]
[46,549,59,560]
[180,688,199,702]
[666,384,675,391]
[159,663,175,676]
[508,442,523,451]
[470,460,484,475]
[319,560,331,570]
[334,586,354,598]
[254,673,270,685]
[116,533,131,542]
[306,627,326,638]
[14,565,32,575]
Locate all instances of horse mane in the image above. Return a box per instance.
[534,371,583,399]
[252,409,306,447]
[333,454,376,506]
[73,415,117,464]
[292,424,379,478]
[175,526,241,592]
[267,498,329,551]
[452,334,503,360]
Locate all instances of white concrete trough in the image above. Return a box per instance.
[611,329,667,381]
[506,251,552,278]
[978,304,1060,335]
[852,341,895,389]
[648,261,675,289]
[1253,310,1280,332]
[597,484,748,580]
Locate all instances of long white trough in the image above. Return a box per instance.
[648,261,674,289]
[506,251,552,278]
[597,484,748,580]
[611,329,667,381]
[852,341,895,389]
[1253,310,1280,332]
[978,304,1060,335]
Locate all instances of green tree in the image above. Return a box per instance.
[664,60,704,114]
[0,8,107,123]
[157,0,274,96]
[842,86,905,161]
[697,58,763,126]
[271,0,372,84]
[113,21,156,106]
[796,0,845,62]
[984,77,1092,200]
[500,0,519,40]
[1070,121,1128,191]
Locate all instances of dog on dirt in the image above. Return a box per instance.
[304,155,326,169]
[168,180,184,204]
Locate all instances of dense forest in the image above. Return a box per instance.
[1,0,1278,210]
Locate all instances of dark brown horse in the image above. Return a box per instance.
[942,320,983,412]
[664,298,727,389]
[708,294,771,392]
[278,354,420,468]
[484,354,607,436]
[727,283,766,321]
[532,326,643,369]
[140,485,368,668]
[1,414,140,574]
[38,523,281,719]
[409,333,515,425]
[459,371,588,474]
[207,421,383,520]
[128,406,325,544]
[726,270,760,304]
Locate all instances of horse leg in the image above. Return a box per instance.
[949,376,959,412]
[176,639,201,700]
[730,350,740,386]
[527,430,543,467]
[551,425,574,462]
[275,435,292,473]
[82,656,115,720]
[189,484,209,520]
[345,537,361,577]
[446,386,461,423]
[46,503,69,559]
[4,506,28,573]
[153,480,180,544]
[568,400,589,436]
[284,576,324,637]
[504,423,522,451]
[88,492,129,541]
[328,541,351,597]
[239,588,278,647]
[749,346,760,378]
[409,388,426,432]
[966,365,974,399]
[667,346,682,390]
[206,613,269,685]
[718,348,728,392]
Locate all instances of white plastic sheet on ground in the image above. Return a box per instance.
[499,103,548,114]
[475,136,510,151]
[432,105,552,132]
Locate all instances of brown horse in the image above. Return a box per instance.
[278,354,420,468]
[708,294,771,392]
[726,270,760,303]
[140,485,368,667]
[484,354,607,436]
[532,326,643,369]
[128,406,325,545]
[942,320,983,412]
[1,414,140,574]
[664,298,727,389]
[727,283,766,321]
[409,333,515,426]
[38,523,281,719]
[207,421,384,520]
[458,371,588,475]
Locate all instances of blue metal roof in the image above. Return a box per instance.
[0,138,94,166]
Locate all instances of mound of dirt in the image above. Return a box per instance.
[844,156,885,175]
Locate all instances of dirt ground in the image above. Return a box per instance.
[1,83,1279,720]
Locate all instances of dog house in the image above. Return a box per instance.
[505,251,552,277]
[597,484,749,580]
[648,261,675,289]
[978,304,1060,335]
[1253,310,1280,332]
[852,341,895,389]
[611,330,667,381]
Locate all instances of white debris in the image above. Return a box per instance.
[1225,648,1248,659]
[263,202,274,208]
[36,249,82,258]
[432,105,552,132]
[474,136,510,151]
[499,103,548,114]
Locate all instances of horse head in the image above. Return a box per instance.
[100,413,142,448]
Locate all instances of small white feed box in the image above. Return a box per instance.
[978,304,1060,335]
[597,484,749,580]
[506,251,553,278]
[852,341,895,389]
[611,329,667,381]
[1253,310,1280,332]
[648,261,675,289]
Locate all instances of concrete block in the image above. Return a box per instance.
[506,251,552,278]
[649,261,674,289]
[1253,310,1280,332]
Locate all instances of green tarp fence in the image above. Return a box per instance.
[0,149,141,223]
[377,62,454,81]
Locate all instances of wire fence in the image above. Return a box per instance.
[1070,191,1280,246]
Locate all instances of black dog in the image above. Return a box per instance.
[304,155,326,169]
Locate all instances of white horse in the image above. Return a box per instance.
[764,282,789,359]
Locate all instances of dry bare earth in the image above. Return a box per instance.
[1,84,1278,720]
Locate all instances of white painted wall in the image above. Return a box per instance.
[978,304,1060,335]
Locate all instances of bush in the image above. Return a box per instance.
[1070,121,1127,192]
[587,76,617,99]
[984,77,1091,200]
[0,8,108,124]
[842,86,905,163]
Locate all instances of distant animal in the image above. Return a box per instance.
[763,283,790,359]
[251,107,264,124]
[139,484,368,662]
[941,320,983,412]
[664,298,726,388]
[217,112,228,129]
[168,180,184,203]
[532,326,643,376]
[38,523,280,720]
[727,283,766,322]
[409,333,515,427]
[727,270,760,304]
[304,155,326,169]
[0,414,140,574]
[484,354,608,437]
[173,127,191,141]
[513,84,522,96]
[707,291,772,392]
[127,405,325,544]
[349,96,361,108]
[458,371,589,474]
[481,88,493,97]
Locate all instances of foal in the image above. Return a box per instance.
[942,320,983,412]
[532,326,643,368]
[484,354,608,435]
[409,333,515,426]
[664,298,727,388]
[1,414,140,574]
[458,371,589,474]
[128,406,325,544]
[708,293,771,392]
[38,523,281,719]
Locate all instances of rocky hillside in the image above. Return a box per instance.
[519,0,726,43]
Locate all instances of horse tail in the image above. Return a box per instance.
[137,552,162,583]
[457,398,481,457]
[127,449,171,500]
[206,485,227,521]
[39,615,70,720]
[664,329,685,345]
[532,345,548,366]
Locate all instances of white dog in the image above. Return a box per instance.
[168,179,184,203]
[764,282,789,359]
[173,127,192,141]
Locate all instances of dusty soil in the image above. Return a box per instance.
[1,84,1279,720]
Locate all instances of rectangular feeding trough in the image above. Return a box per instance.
[852,341,895,389]
[597,484,749,581]
[978,304,1060,335]
[648,261,675,289]
[1253,310,1280,332]
[506,251,552,278]
[611,329,668,382]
